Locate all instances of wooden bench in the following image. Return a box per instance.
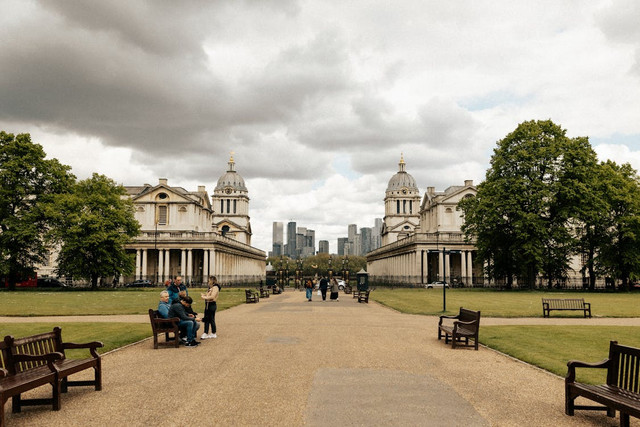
[148,309,180,349]
[245,289,259,303]
[352,289,360,299]
[566,340,640,426]
[542,298,591,318]
[357,290,370,303]
[1,337,63,426]
[1,327,103,426]
[259,288,270,298]
[438,307,481,350]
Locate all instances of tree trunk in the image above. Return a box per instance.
[91,274,99,290]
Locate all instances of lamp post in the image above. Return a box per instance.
[328,255,333,280]
[296,258,303,290]
[427,247,461,312]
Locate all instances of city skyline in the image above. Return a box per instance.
[1,1,639,254]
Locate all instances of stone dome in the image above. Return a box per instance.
[215,155,247,192]
[386,155,418,192]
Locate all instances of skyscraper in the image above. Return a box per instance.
[272,222,283,256]
[318,240,329,253]
[287,221,297,257]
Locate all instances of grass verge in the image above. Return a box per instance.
[371,288,640,317]
[481,325,640,384]
[0,288,246,316]
[0,322,151,359]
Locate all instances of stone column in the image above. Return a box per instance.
[203,249,209,281]
[181,249,186,277]
[187,249,193,284]
[468,252,474,285]
[158,249,164,283]
[141,249,148,280]
[164,249,170,279]
[135,249,141,280]
[460,251,467,285]
[209,249,216,277]
[438,252,443,281]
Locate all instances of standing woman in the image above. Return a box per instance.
[329,277,339,301]
[201,276,221,339]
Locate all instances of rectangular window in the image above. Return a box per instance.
[157,205,168,225]
[220,200,224,213]
[233,200,237,214]
[227,199,230,213]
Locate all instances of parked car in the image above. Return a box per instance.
[125,279,153,288]
[424,281,448,289]
[37,277,68,288]
[336,279,347,290]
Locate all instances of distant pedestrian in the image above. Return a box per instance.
[319,276,328,301]
[305,279,314,301]
[201,276,221,339]
[330,278,339,301]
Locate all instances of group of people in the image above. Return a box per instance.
[157,276,221,347]
[305,277,340,302]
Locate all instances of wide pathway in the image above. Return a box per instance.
[3,291,636,426]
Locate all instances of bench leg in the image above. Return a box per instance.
[95,360,102,391]
[61,377,68,393]
[52,380,61,411]
[12,394,21,413]
[621,412,630,427]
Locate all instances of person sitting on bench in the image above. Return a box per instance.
[168,296,201,347]
[157,290,171,318]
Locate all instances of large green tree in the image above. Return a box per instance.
[460,120,594,288]
[53,173,140,289]
[0,131,75,289]
[595,161,640,290]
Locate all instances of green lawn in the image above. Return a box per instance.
[371,288,640,317]
[0,287,246,316]
[481,325,640,384]
[0,322,151,359]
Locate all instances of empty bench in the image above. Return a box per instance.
[566,340,640,426]
[542,298,591,318]
[438,307,481,350]
[1,327,103,426]
[358,290,371,303]
[245,289,259,303]
[148,309,180,349]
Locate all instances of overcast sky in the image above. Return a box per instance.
[2,1,640,254]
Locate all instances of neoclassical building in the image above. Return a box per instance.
[124,156,265,285]
[367,156,481,286]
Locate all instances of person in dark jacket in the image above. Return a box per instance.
[167,276,188,303]
[168,296,200,346]
[319,277,329,301]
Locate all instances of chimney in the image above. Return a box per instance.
[159,178,168,186]
[198,185,206,192]
[464,180,473,187]
[427,186,435,195]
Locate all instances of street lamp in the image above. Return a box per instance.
[328,255,333,279]
[427,247,461,312]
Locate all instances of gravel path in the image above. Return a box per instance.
[3,293,638,426]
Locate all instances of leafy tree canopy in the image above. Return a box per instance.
[0,131,75,288]
[53,173,140,289]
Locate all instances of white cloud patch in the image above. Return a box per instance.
[1,0,640,252]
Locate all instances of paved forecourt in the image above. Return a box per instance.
[3,291,633,426]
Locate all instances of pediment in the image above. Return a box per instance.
[132,185,194,204]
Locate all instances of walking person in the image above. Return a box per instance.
[305,278,314,301]
[201,276,221,339]
[319,276,329,301]
[330,277,339,301]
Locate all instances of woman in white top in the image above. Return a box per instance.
[200,276,221,339]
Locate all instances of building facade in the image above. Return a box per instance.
[367,156,480,286]
[124,156,265,286]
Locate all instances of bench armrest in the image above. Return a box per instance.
[438,315,459,326]
[0,367,8,378]
[62,341,104,358]
[154,317,180,325]
[13,352,65,373]
[454,319,478,327]
[566,358,610,383]
[583,302,591,308]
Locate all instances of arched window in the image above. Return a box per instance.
[222,225,230,236]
